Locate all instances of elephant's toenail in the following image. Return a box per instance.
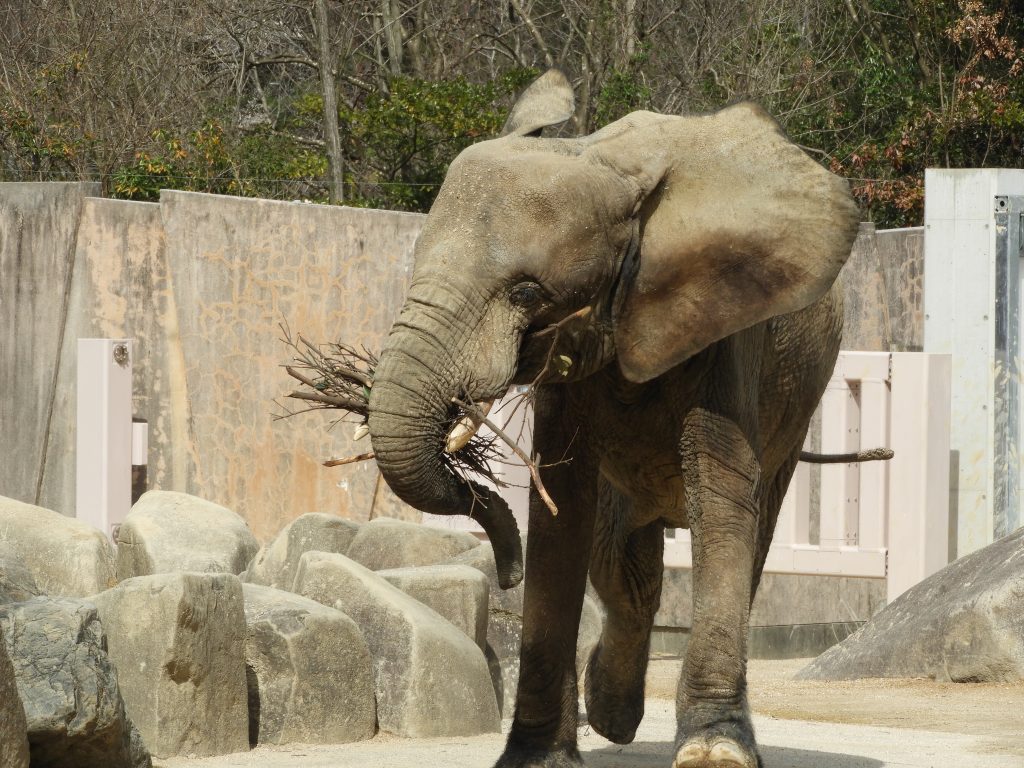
[672,741,708,767]
[709,739,756,767]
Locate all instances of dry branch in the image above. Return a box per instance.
[278,312,583,516]
[453,397,559,516]
[324,451,376,467]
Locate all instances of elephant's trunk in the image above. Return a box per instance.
[367,322,524,588]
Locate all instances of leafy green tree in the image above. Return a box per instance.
[341,71,538,210]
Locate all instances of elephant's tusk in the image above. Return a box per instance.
[445,399,496,453]
[353,423,370,441]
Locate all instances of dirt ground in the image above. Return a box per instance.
[648,657,1024,758]
[159,658,1024,768]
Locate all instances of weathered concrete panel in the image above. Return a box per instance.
[0,182,99,507]
[877,227,924,352]
[160,192,423,539]
[654,568,886,629]
[840,223,889,351]
[840,222,924,352]
[38,198,180,514]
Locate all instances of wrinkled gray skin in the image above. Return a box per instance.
[367,70,860,768]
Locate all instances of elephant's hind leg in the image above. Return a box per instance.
[584,479,665,745]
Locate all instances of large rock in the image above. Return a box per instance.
[0,633,29,768]
[116,491,259,580]
[799,527,1024,683]
[346,517,480,571]
[0,541,40,604]
[0,495,116,597]
[294,551,500,737]
[0,597,150,768]
[244,512,360,590]
[92,573,249,758]
[378,564,489,650]
[451,541,604,717]
[242,584,375,745]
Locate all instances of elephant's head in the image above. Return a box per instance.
[367,71,860,588]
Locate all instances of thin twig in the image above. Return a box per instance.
[324,452,376,467]
[453,397,558,516]
[288,389,367,411]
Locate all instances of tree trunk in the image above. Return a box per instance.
[381,0,404,77]
[314,0,345,204]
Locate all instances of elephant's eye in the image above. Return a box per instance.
[509,282,542,308]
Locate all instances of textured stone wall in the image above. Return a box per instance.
[159,191,423,538]
[0,184,424,540]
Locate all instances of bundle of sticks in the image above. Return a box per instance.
[277,322,568,514]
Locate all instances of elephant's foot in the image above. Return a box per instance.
[673,705,761,768]
[583,642,645,744]
[672,736,759,768]
[494,745,585,768]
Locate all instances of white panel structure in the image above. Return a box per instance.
[924,169,1024,556]
[76,339,134,537]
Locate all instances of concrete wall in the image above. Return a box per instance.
[841,222,924,352]
[0,183,100,504]
[1,184,424,541]
[39,198,172,516]
[0,182,927,644]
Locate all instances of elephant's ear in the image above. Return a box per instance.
[593,103,860,383]
[501,69,575,137]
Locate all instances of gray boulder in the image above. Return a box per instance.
[244,512,360,590]
[116,491,259,581]
[0,632,29,768]
[346,517,480,571]
[451,541,604,717]
[378,564,489,650]
[0,597,150,768]
[0,541,40,604]
[242,584,375,746]
[799,526,1024,683]
[92,573,249,758]
[294,551,500,737]
[0,495,116,597]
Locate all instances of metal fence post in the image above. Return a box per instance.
[76,339,133,537]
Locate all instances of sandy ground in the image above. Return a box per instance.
[158,658,1024,768]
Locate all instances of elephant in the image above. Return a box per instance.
[366,70,860,768]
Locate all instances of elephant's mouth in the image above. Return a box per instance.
[445,398,496,453]
[436,394,505,486]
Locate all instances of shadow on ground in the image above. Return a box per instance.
[586,741,884,768]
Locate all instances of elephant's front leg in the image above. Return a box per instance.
[675,408,762,768]
[496,388,598,768]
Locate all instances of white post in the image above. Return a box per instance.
[819,377,860,547]
[76,339,134,538]
[924,169,1024,556]
[886,352,952,601]
[858,374,891,551]
[789,445,812,547]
